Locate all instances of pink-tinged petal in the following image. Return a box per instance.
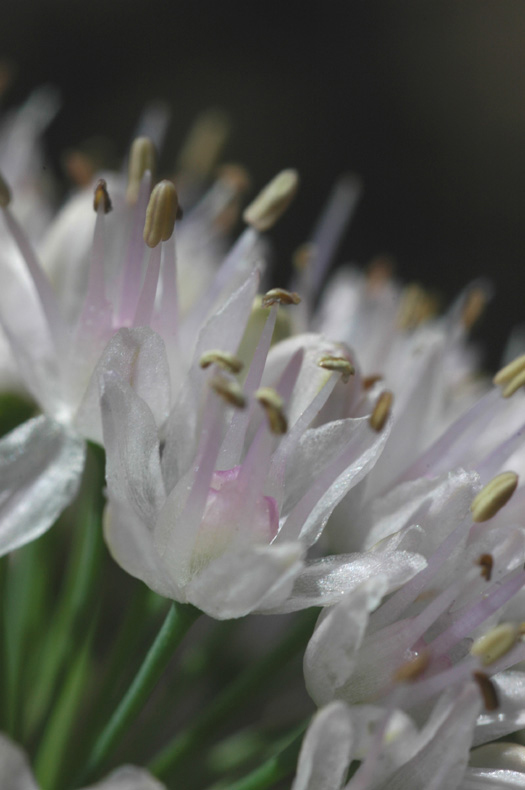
[278,416,391,548]
[104,501,180,602]
[371,686,480,790]
[76,327,171,444]
[83,765,166,790]
[0,416,85,556]
[303,578,389,707]
[473,672,525,747]
[185,542,304,619]
[292,702,354,790]
[100,375,165,526]
[459,768,525,789]
[266,550,425,615]
[0,733,38,790]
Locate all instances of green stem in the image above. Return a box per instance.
[0,556,7,729]
[76,600,200,786]
[149,610,317,781]
[208,722,308,790]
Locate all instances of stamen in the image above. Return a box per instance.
[176,109,230,180]
[396,284,436,330]
[243,169,299,231]
[143,179,179,248]
[473,671,499,711]
[462,286,487,330]
[393,649,430,683]
[261,288,301,308]
[93,178,112,214]
[477,553,494,581]
[292,242,316,272]
[369,390,393,432]
[362,374,383,390]
[199,350,244,374]
[470,623,519,666]
[317,355,355,383]
[126,136,157,205]
[210,375,246,409]
[0,171,11,207]
[470,471,518,522]
[494,354,525,398]
[255,387,287,434]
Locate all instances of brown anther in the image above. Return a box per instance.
[143,180,179,248]
[369,390,393,432]
[261,289,301,308]
[473,671,499,711]
[93,179,112,214]
[255,387,288,435]
[471,623,519,666]
[216,164,251,196]
[293,242,316,272]
[366,255,394,289]
[243,169,299,232]
[494,355,525,398]
[210,375,246,409]
[462,287,487,330]
[470,472,518,523]
[476,553,494,582]
[393,650,430,683]
[0,171,11,208]
[126,136,157,205]
[362,374,384,390]
[318,355,355,383]
[199,350,244,375]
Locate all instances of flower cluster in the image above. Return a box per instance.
[0,88,525,790]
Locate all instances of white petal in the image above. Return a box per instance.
[0,733,38,790]
[459,768,525,789]
[76,327,171,445]
[266,549,425,614]
[83,764,166,790]
[0,416,85,555]
[185,542,304,619]
[292,702,354,790]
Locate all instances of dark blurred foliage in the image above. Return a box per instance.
[1,0,524,367]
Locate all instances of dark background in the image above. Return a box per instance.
[1,0,524,368]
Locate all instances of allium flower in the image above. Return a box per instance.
[298,359,525,788]
[0,732,165,790]
[0,135,266,555]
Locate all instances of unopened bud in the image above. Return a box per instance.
[199,350,244,375]
[143,180,179,248]
[369,390,393,432]
[127,136,157,204]
[255,387,287,434]
[243,170,299,231]
[470,472,518,523]
[318,355,355,383]
[93,179,112,214]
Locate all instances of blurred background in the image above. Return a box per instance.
[0,0,524,367]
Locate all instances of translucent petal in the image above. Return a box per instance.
[292,702,354,790]
[0,733,38,790]
[0,416,85,556]
[83,765,166,790]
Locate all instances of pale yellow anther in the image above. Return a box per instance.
[0,171,11,208]
[243,170,299,232]
[255,387,287,435]
[93,179,112,214]
[199,350,244,375]
[261,289,301,308]
[369,390,393,432]
[462,287,487,330]
[177,109,230,179]
[473,671,499,711]
[210,375,246,409]
[318,355,355,383]
[471,623,519,666]
[470,471,518,523]
[494,355,525,398]
[126,137,157,205]
[393,650,430,683]
[396,284,437,330]
[143,180,179,248]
